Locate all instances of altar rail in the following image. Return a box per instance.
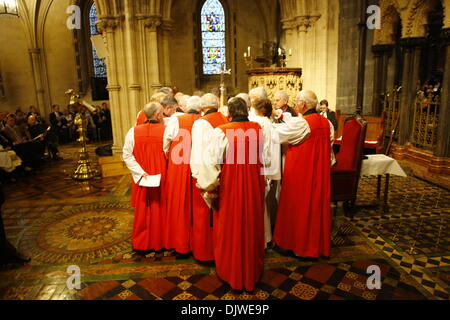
[383,87,401,141]
[410,90,440,150]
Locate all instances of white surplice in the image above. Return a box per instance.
[122,128,147,184]
[273,114,336,166]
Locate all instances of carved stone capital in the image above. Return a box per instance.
[281,18,297,31]
[161,19,174,33]
[96,17,121,32]
[144,16,162,31]
[372,44,394,56]
[295,15,321,33]
[399,37,426,49]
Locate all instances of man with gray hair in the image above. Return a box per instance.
[273,90,298,121]
[273,90,335,259]
[122,102,168,253]
[163,96,203,257]
[249,87,268,117]
[249,87,268,103]
[235,93,251,111]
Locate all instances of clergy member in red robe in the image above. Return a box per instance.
[273,90,335,258]
[163,96,203,255]
[123,102,168,252]
[190,93,228,261]
[197,97,266,292]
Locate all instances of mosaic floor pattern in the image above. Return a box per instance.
[0,143,449,300]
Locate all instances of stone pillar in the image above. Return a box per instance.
[436,28,450,157]
[371,44,394,115]
[160,19,173,86]
[398,37,425,145]
[145,16,162,93]
[28,48,49,117]
[97,18,124,155]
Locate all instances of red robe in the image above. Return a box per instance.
[131,110,148,208]
[214,121,266,292]
[191,111,228,261]
[274,113,331,258]
[164,113,201,254]
[131,123,168,251]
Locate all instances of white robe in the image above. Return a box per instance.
[122,128,147,184]
[190,118,218,181]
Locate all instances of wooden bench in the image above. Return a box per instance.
[335,111,385,154]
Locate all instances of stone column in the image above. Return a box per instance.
[28,48,48,116]
[97,18,124,155]
[371,44,394,115]
[436,28,450,157]
[145,16,162,93]
[160,19,173,86]
[398,37,426,145]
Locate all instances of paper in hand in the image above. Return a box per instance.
[139,174,161,187]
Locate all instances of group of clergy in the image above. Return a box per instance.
[122,87,335,292]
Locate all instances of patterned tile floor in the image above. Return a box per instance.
[0,142,449,300]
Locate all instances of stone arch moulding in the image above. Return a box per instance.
[403,0,446,38]
[374,0,402,45]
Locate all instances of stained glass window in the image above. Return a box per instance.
[89,3,107,78]
[201,0,226,75]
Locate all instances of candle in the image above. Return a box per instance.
[289,49,292,56]
[248,46,251,57]
[244,52,247,58]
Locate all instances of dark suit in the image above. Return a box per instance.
[322,111,338,131]
[284,105,298,118]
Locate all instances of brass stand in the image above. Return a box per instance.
[66,89,98,181]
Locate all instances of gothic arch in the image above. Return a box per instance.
[403,0,442,38]
[374,0,402,45]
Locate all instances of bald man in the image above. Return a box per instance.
[273,90,335,259]
[123,102,168,252]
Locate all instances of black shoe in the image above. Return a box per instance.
[7,252,31,264]
[175,252,191,259]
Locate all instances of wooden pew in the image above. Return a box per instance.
[335,111,385,154]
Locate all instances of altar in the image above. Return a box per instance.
[246,68,303,107]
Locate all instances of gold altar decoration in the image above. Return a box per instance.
[65,89,99,181]
[247,68,303,108]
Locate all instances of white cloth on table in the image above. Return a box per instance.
[0,147,22,173]
[361,154,407,177]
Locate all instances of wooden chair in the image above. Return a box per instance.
[363,112,385,154]
[335,112,385,154]
[331,115,367,219]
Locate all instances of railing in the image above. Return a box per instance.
[383,87,401,140]
[410,89,440,150]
